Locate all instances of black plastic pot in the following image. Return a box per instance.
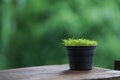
[66,46,96,70]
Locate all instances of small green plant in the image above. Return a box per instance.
[63,38,97,46]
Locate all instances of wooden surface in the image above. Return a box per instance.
[0,65,120,80]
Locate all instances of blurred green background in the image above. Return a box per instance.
[0,0,120,70]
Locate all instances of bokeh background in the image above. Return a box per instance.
[0,0,120,70]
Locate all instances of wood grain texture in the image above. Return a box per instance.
[0,65,120,80]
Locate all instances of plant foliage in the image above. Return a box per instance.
[1,0,120,69]
[63,38,97,46]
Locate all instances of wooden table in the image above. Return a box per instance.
[0,64,120,80]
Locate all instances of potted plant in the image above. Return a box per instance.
[63,38,97,70]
